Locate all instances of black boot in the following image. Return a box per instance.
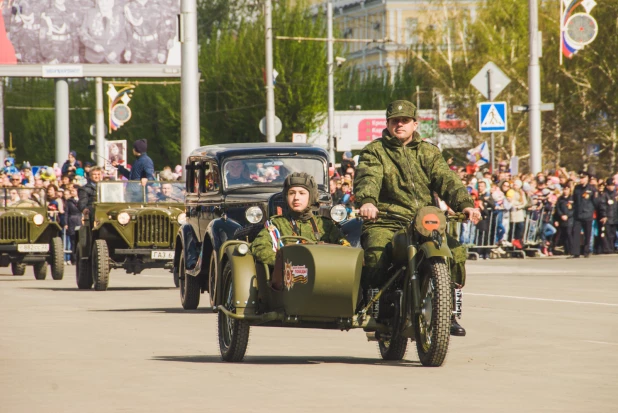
[450,317,466,336]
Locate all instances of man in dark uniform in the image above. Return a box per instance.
[79,0,127,64]
[39,0,80,63]
[354,100,481,336]
[123,0,166,63]
[598,180,617,254]
[572,171,597,258]
[111,138,155,185]
[554,184,574,256]
[77,166,103,225]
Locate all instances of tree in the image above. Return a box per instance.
[198,0,330,144]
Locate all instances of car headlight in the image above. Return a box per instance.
[245,206,263,224]
[33,214,44,226]
[117,212,131,225]
[177,212,187,225]
[330,205,348,223]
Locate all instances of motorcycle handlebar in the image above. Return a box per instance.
[353,208,468,223]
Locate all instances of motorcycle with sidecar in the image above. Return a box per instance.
[212,206,465,367]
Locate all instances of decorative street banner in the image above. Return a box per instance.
[108,83,135,132]
[0,0,181,77]
[561,0,599,62]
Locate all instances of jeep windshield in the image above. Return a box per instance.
[223,156,326,190]
[97,181,186,203]
[0,187,46,208]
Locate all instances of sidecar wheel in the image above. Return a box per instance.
[378,334,408,361]
[414,257,452,367]
[217,261,250,362]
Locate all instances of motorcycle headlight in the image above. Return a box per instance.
[237,243,249,256]
[330,205,348,223]
[117,212,131,225]
[245,206,263,224]
[33,214,44,226]
[177,212,187,225]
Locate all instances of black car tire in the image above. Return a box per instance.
[11,262,26,276]
[378,334,408,361]
[76,249,93,289]
[50,237,64,280]
[33,262,47,280]
[233,224,263,243]
[218,261,250,362]
[179,250,200,309]
[208,250,217,307]
[92,240,110,291]
[173,266,180,288]
[414,257,452,367]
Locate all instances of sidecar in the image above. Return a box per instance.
[214,239,369,361]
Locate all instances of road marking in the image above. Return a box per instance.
[583,340,618,346]
[467,293,618,307]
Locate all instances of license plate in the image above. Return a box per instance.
[18,244,49,253]
[151,250,174,260]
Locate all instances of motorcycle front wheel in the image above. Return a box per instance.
[414,257,452,367]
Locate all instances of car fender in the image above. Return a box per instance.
[418,239,452,260]
[219,242,258,313]
[206,217,243,256]
[175,224,201,271]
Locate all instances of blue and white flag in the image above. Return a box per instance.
[467,141,490,166]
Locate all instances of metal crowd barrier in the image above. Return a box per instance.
[449,207,553,260]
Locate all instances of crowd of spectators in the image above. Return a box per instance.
[450,159,618,258]
[1,152,184,265]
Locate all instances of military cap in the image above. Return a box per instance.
[283,172,318,205]
[386,100,417,120]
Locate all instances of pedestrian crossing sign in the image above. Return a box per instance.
[478,102,507,133]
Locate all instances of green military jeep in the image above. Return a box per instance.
[0,187,64,280]
[75,181,186,290]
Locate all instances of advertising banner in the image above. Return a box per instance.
[0,0,181,77]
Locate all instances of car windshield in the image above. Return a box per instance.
[98,181,186,203]
[0,187,46,208]
[222,156,326,190]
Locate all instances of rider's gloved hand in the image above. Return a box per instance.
[359,203,379,220]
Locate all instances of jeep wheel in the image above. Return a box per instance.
[179,250,200,309]
[76,249,93,289]
[11,262,26,276]
[218,261,250,362]
[92,240,110,291]
[50,237,64,280]
[378,334,408,361]
[33,262,47,280]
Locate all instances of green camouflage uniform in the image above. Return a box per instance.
[354,105,473,289]
[251,215,349,266]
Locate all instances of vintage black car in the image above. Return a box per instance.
[173,143,352,310]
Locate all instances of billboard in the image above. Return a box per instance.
[0,0,181,77]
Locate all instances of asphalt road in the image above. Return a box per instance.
[1,256,617,413]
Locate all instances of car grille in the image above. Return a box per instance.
[136,213,170,246]
[269,194,286,217]
[0,215,28,242]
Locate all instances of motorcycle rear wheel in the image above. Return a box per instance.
[414,257,452,367]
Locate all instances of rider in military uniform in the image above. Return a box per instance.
[354,100,481,337]
[79,0,127,64]
[39,0,80,63]
[251,173,350,290]
[123,0,167,63]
